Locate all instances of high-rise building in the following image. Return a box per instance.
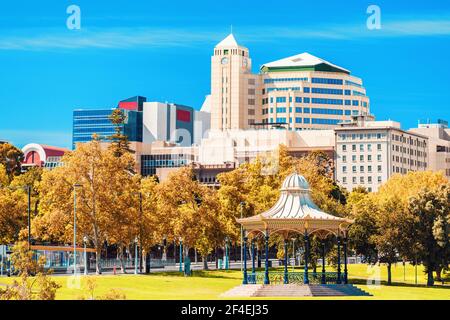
[72,108,117,149]
[72,96,146,149]
[210,34,370,131]
[335,115,429,192]
[211,34,259,130]
[409,119,450,179]
[143,102,199,147]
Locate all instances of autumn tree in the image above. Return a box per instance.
[0,241,60,300]
[138,176,160,272]
[35,140,138,273]
[0,142,23,180]
[0,164,28,244]
[156,167,233,269]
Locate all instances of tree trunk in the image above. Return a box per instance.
[215,247,219,269]
[427,268,434,286]
[119,246,126,274]
[95,247,101,274]
[435,267,442,282]
[203,256,208,270]
[387,263,392,285]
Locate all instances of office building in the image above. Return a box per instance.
[335,115,429,192]
[409,119,450,179]
[142,102,210,147]
[210,34,370,131]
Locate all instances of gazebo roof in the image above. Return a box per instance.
[237,173,353,237]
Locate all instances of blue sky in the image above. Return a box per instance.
[0,0,449,149]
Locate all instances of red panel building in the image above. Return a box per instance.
[21,143,69,170]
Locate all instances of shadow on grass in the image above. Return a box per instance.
[349,277,450,289]
[142,270,242,280]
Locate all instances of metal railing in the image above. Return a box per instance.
[246,271,340,284]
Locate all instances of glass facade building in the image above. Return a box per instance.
[72,108,143,149]
[141,153,196,176]
[72,109,117,149]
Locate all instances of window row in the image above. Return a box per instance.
[342,154,383,162]
[342,165,383,174]
[341,144,383,152]
[342,176,382,184]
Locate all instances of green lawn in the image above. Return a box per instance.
[1,263,448,300]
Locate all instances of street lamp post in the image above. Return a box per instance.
[26,186,31,250]
[179,237,183,272]
[225,237,229,270]
[134,237,138,275]
[138,192,143,274]
[83,236,88,275]
[73,183,82,276]
[240,202,245,272]
[291,238,296,272]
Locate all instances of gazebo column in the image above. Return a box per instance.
[242,234,248,285]
[343,236,348,284]
[321,239,326,284]
[251,239,256,275]
[303,231,309,284]
[264,232,270,285]
[337,235,342,284]
[283,239,288,284]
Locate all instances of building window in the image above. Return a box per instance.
[352,145,356,152]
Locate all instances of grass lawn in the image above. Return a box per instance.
[0,263,448,300]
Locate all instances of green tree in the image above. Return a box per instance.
[407,185,450,286]
[109,108,133,158]
[346,188,378,263]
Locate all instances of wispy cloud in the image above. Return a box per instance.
[0,16,449,51]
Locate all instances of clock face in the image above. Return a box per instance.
[221,57,229,65]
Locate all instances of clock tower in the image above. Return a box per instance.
[210,34,258,131]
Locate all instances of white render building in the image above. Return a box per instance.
[409,120,450,179]
[335,115,429,192]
